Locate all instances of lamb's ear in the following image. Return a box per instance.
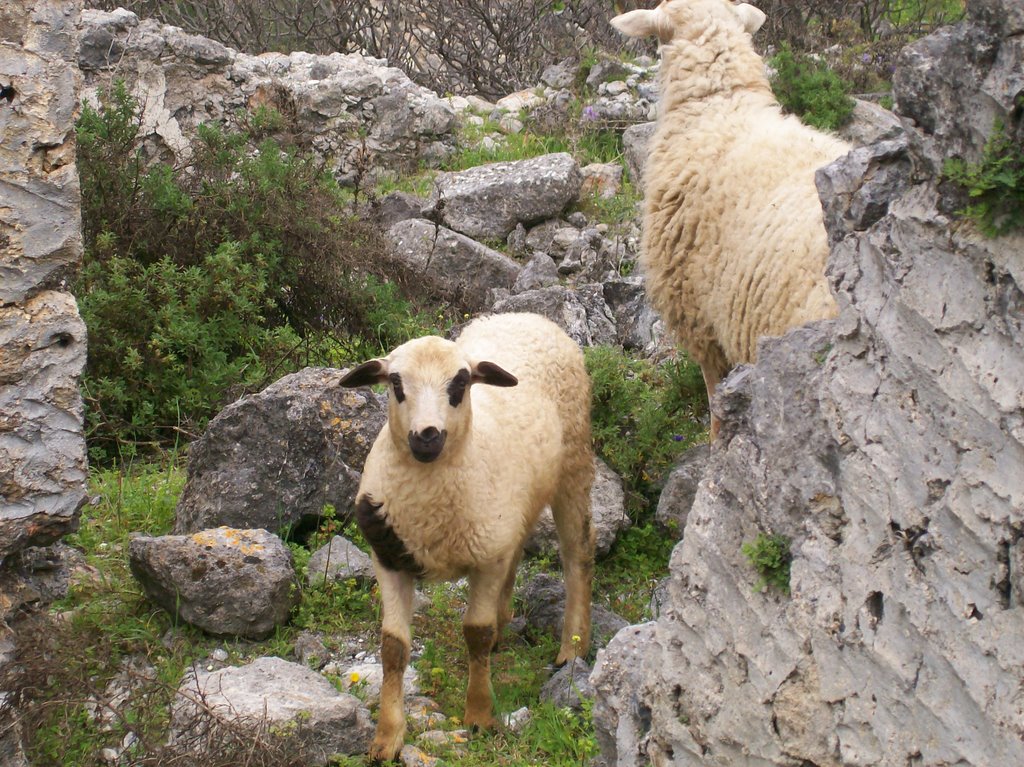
[610,8,665,39]
[733,3,767,34]
[470,360,518,388]
[339,359,389,388]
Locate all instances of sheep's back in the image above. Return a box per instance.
[642,101,848,365]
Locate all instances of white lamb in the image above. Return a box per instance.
[612,0,850,436]
[338,312,595,762]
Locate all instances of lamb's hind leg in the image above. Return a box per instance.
[369,566,415,762]
[551,459,595,665]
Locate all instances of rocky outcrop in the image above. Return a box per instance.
[591,4,1024,766]
[77,9,456,182]
[174,367,386,537]
[0,2,86,563]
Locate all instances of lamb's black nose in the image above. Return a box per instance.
[408,428,446,463]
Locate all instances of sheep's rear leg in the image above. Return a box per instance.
[551,467,595,665]
[463,563,509,731]
[369,566,415,763]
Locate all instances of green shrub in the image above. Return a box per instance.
[944,119,1024,237]
[741,533,792,594]
[769,44,856,131]
[585,346,707,515]
[76,82,436,458]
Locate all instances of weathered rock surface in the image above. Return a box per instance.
[491,284,616,347]
[174,367,385,537]
[77,9,456,181]
[517,573,628,651]
[307,535,374,586]
[592,5,1024,766]
[0,0,86,572]
[540,658,594,711]
[0,292,87,558]
[129,527,298,639]
[171,656,372,764]
[654,444,710,537]
[386,218,521,307]
[526,457,628,558]
[428,153,582,240]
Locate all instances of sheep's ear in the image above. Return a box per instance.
[610,8,665,39]
[339,359,389,388]
[470,360,518,388]
[733,3,767,34]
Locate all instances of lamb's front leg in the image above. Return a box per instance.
[370,565,415,762]
[462,562,508,731]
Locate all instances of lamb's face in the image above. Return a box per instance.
[610,0,766,43]
[339,336,517,464]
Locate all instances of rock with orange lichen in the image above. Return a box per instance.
[128,526,298,639]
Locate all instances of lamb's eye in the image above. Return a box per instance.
[389,373,405,403]
[447,369,470,407]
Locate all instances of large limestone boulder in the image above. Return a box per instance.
[174,367,386,537]
[592,4,1024,766]
[130,527,298,639]
[428,153,583,240]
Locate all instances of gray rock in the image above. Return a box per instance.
[517,573,628,651]
[170,656,372,764]
[307,535,374,586]
[524,219,579,258]
[78,10,456,181]
[386,218,521,308]
[540,659,594,711]
[838,98,904,146]
[512,251,560,293]
[0,292,87,558]
[580,162,623,200]
[589,623,657,767]
[622,121,655,185]
[293,630,329,669]
[526,458,629,558]
[585,59,630,89]
[591,7,1024,765]
[129,527,298,639]
[428,153,582,240]
[654,444,710,537]
[491,284,616,347]
[601,277,662,353]
[540,59,579,90]
[375,191,428,229]
[174,367,385,537]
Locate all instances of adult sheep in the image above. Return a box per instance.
[612,0,850,436]
[338,312,595,762]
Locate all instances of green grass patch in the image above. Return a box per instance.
[741,533,792,595]
[769,44,856,131]
[944,118,1024,237]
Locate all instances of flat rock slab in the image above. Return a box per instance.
[129,527,298,639]
[429,152,582,240]
[174,367,386,537]
[171,656,372,765]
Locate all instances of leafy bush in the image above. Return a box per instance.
[76,82,434,458]
[741,533,792,594]
[585,346,707,515]
[769,44,856,131]
[944,119,1024,237]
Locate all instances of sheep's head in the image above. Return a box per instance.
[611,0,766,43]
[339,336,517,464]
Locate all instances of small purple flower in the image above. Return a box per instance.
[581,105,598,122]
[672,434,684,442]
[861,52,872,64]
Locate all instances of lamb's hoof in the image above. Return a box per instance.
[368,731,405,764]
[464,711,497,732]
[554,645,587,667]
